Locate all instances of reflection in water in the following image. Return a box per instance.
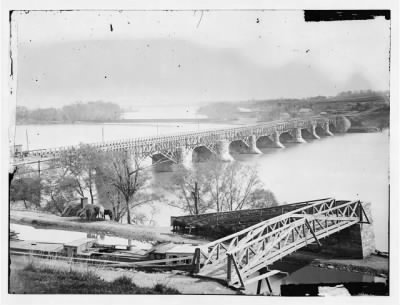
[11,223,153,250]
[85,232,142,250]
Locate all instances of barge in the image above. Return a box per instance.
[10,238,203,270]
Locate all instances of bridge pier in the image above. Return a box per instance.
[271,131,285,148]
[216,140,234,162]
[176,146,192,166]
[303,125,320,140]
[247,135,262,154]
[323,121,334,136]
[290,128,306,143]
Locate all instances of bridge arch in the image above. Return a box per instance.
[329,121,337,133]
[256,135,274,148]
[315,123,333,137]
[279,131,293,143]
[229,140,249,154]
[151,153,174,172]
[301,126,320,140]
[192,146,215,162]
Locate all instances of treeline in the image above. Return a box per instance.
[198,90,389,122]
[16,101,122,124]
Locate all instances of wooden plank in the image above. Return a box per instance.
[244,270,282,285]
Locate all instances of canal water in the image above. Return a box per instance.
[14,120,389,251]
[10,223,154,250]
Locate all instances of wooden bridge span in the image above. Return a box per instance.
[172,198,372,291]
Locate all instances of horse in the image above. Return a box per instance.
[96,205,105,219]
[76,205,97,221]
[104,209,113,220]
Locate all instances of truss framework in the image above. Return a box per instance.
[12,116,337,165]
[195,198,370,289]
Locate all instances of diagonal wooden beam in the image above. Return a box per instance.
[229,254,245,289]
[359,202,371,224]
[305,219,321,247]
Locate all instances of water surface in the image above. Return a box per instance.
[14,123,389,251]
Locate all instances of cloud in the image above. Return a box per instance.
[14,11,390,108]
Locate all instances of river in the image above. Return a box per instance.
[14,118,389,251]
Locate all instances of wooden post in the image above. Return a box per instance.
[231,255,245,289]
[192,182,199,215]
[227,254,232,284]
[256,279,262,294]
[358,201,363,223]
[192,248,200,273]
[265,277,273,294]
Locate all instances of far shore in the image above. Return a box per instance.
[15,118,235,126]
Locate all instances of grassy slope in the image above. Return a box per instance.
[10,263,180,294]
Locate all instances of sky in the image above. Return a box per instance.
[12,10,391,108]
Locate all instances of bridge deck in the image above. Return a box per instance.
[10,116,337,166]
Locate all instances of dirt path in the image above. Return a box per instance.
[10,209,211,245]
[10,255,238,295]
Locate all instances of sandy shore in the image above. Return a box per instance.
[10,209,210,245]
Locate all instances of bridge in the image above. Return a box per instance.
[11,115,339,169]
[188,198,372,291]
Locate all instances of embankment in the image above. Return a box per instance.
[10,209,209,245]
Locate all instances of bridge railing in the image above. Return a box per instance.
[197,198,367,288]
[14,116,337,160]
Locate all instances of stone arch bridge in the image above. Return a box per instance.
[12,116,342,170]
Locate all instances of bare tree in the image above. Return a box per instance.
[163,165,214,215]
[41,168,76,215]
[57,144,100,204]
[203,162,276,211]
[164,162,278,214]
[97,151,161,224]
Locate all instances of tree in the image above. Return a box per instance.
[203,162,277,211]
[41,170,76,214]
[10,175,41,208]
[57,144,101,204]
[163,165,214,215]
[164,162,278,214]
[97,152,161,224]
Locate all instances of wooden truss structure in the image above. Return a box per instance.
[194,198,370,290]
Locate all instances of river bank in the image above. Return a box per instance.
[10,209,210,245]
[10,209,388,279]
[10,254,238,295]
